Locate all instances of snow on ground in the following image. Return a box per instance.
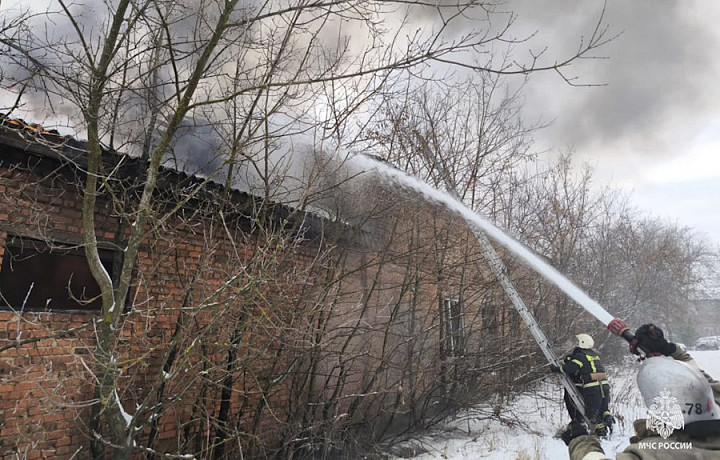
[391,350,720,459]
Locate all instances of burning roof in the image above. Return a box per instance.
[0,114,350,245]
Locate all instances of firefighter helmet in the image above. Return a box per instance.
[637,356,720,427]
[576,333,594,349]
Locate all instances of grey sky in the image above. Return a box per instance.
[509,0,720,246]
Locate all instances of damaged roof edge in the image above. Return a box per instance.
[0,116,357,246]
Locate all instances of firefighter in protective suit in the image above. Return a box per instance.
[553,333,613,441]
[569,324,720,459]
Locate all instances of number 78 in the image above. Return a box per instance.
[686,403,703,415]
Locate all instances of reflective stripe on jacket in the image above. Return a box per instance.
[561,347,609,388]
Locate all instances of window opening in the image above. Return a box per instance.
[442,297,465,358]
[0,235,116,312]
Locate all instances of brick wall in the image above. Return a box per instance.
[0,145,330,458]
[0,150,110,458]
[0,135,506,459]
[0,309,95,459]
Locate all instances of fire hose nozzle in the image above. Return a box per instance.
[608,318,637,345]
[607,318,628,337]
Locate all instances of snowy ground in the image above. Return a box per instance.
[390,350,720,459]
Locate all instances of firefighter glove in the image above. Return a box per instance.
[633,324,676,357]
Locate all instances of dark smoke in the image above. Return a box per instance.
[162,118,227,181]
[511,0,720,162]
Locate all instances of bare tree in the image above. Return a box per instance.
[355,76,560,413]
[0,1,617,459]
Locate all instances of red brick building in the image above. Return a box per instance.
[0,118,532,459]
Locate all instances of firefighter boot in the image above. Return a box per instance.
[594,423,608,437]
[561,421,588,445]
[602,411,615,435]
